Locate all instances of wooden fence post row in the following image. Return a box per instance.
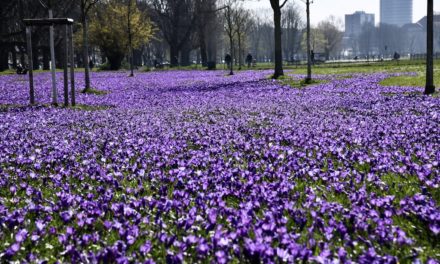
[23,18,75,106]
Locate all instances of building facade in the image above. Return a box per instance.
[343,11,375,56]
[345,11,375,37]
[380,0,413,27]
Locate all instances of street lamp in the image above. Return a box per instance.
[300,0,313,83]
[425,0,435,95]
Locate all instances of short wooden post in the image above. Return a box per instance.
[63,24,69,107]
[26,26,35,105]
[69,25,75,106]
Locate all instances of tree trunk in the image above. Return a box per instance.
[134,49,142,66]
[20,50,25,66]
[425,0,435,95]
[128,0,134,77]
[82,15,91,92]
[200,41,208,67]
[180,50,191,66]
[238,36,242,70]
[0,43,8,71]
[170,45,179,67]
[273,8,283,78]
[199,25,208,66]
[32,46,39,70]
[12,47,17,69]
[43,47,50,70]
[325,48,330,61]
[229,35,234,75]
[106,52,125,70]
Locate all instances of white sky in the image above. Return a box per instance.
[244,0,440,26]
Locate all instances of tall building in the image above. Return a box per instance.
[345,11,375,37]
[380,0,413,27]
[343,11,375,56]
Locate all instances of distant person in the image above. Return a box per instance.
[246,53,253,68]
[393,52,400,60]
[89,60,94,69]
[225,54,232,69]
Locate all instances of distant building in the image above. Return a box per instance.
[343,11,375,56]
[345,11,375,37]
[402,15,440,54]
[380,0,413,27]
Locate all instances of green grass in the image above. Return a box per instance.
[276,75,325,88]
[380,71,440,88]
[254,59,440,73]
[0,104,24,111]
[82,88,109,95]
[1,103,112,112]
[70,104,113,111]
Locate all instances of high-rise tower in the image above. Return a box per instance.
[380,0,413,27]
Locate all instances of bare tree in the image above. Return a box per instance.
[233,6,251,70]
[317,16,343,60]
[358,23,376,60]
[377,24,403,58]
[248,10,274,63]
[148,0,196,67]
[194,0,218,68]
[282,3,303,62]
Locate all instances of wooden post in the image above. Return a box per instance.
[63,24,69,107]
[26,26,35,105]
[69,25,76,106]
[49,9,58,106]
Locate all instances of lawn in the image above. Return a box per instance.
[0,69,439,263]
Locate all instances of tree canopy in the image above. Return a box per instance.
[88,0,154,70]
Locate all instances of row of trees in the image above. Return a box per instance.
[2,0,343,80]
[0,0,153,91]
[0,0,435,90]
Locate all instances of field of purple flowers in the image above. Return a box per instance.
[0,70,439,263]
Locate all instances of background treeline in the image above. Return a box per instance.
[0,0,348,72]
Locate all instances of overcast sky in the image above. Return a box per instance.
[245,0,440,26]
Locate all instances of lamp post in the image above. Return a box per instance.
[425,0,435,95]
[301,0,313,83]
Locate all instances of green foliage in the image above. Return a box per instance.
[89,0,154,70]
